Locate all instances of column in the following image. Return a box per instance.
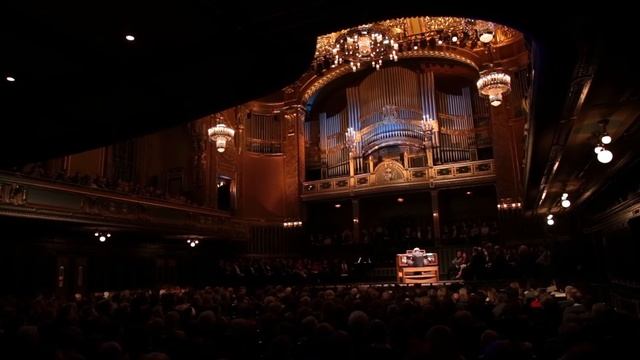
[426,146,434,167]
[352,198,360,243]
[283,105,306,220]
[430,190,441,246]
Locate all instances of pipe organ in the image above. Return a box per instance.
[435,88,475,163]
[245,113,283,154]
[307,64,487,180]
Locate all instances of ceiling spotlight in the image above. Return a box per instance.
[413,45,418,50]
[397,197,404,203]
[451,35,458,42]
[334,204,341,208]
[561,193,568,200]
[6,76,16,82]
[106,233,111,237]
[465,191,472,195]
[94,232,99,237]
[125,34,135,41]
[547,219,555,226]
[561,199,571,208]
[597,149,613,163]
[594,144,604,154]
[99,235,107,242]
[187,239,199,247]
[601,133,612,144]
[437,39,443,45]
[547,214,554,220]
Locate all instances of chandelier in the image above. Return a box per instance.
[333,25,398,72]
[208,116,235,153]
[477,70,511,107]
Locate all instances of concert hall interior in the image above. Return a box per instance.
[1,4,640,359]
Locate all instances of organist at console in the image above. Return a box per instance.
[396,248,439,284]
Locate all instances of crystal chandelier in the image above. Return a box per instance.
[208,116,235,153]
[333,25,398,72]
[477,70,511,107]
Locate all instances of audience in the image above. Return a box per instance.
[1,282,637,360]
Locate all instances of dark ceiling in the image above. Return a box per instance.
[1,3,638,211]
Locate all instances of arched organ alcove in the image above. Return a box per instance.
[304,62,491,181]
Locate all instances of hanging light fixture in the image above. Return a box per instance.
[208,115,235,153]
[477,70,511,107]
[476,21,495,43]
[332,25,398,72]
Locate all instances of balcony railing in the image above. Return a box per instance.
[302,159,494,198]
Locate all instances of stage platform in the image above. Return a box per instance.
[310,279,465,289]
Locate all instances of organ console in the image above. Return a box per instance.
[396,249,439,284]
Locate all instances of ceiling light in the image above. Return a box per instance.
[94,232,99,236]
[437,39,443,45]
[561,193,568,200]
[99,235,107,242]
[466,191,472,195]
[547,219,555,226]
[476,21,495,43]
[332,25,397,72]
[6,76,16,82]
[451,35,458,42]
[107,233,111,237]
[561,199,571,208]
[125,34,135,41]
[547,214,554,220]
[601,134,612,144]
[208,114,235,153]
[597,149,613,163]
[594,144,604,154]
[334,204,341,208]
[477,70,511,107]
[397,197,404,203]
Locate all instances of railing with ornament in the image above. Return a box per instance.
[302,159,494,198]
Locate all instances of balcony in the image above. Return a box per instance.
[302,159,495,199]
[0,171,248,240]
